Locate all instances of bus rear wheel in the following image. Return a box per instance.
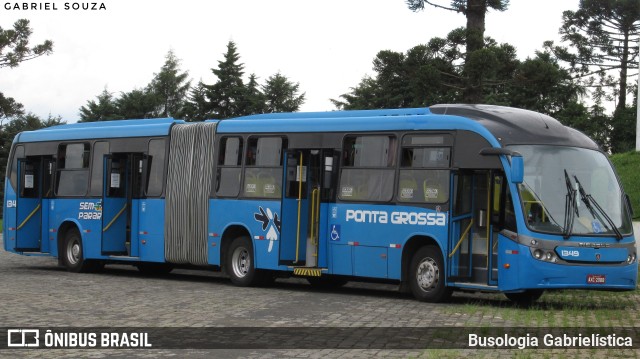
[226,236,266,286]
[61,228,101,273]
[409,245,452,303]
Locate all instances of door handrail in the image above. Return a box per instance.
[449,219,474,258]
[310,188,320,246]
[17,203,42,230]
[103,203,128,232]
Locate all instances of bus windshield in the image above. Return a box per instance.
[511,145,632,237]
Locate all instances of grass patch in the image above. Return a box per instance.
[610,151,640,219]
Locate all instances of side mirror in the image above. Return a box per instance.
[510,155,524,184]
[479,147,524,184]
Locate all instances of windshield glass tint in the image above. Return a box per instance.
[512,145,631,236]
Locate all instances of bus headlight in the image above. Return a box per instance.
[533,249,543,259]
[627,253,636,264]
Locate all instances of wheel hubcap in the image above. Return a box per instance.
[232,247,250,278]
[416,257,439,292]
[67,240,80,265]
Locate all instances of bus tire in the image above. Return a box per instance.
[409,245,452,303]
[227,236,261,286]
[61,228,100,273]
[505,290,544,306]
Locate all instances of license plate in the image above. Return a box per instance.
[587,274,606,284]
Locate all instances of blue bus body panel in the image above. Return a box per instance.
[3,184,18,252]
[137,199,166,262]
[326,204,448,280]
[498,238,637,291]
[208,199,283,270]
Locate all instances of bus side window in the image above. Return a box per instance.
[216,137,243,198]
[90,141,109,196]
[397,145,450,204]
[339,135,395,202]
[242,137,286,199]
[9,145,25,191]
[56,143,90,197]
[146,139,166,197]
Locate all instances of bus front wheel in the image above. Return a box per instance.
[61,229,101,273]
[409,245,452,303]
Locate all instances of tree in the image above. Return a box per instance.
[79,88,121,122]
[406,0,509,102]
[0,19,53,123]
[0,19,53,68]
[244,74,266,114]
[182,81,212,121]
[206,41,248,119]
[115,88,158,119]
[545,0,639,112]
[148,50,191,118]
[262,72,305,113]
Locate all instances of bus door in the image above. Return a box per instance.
[102,154,131,255]
[448,170,499,285]
[14,156,52,252]
[280,149,324,267]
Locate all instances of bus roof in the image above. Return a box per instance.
[218,104,598,150]
[12,105,599,150]
[15,118,183,143]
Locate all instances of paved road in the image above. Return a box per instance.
[0,235,509,358]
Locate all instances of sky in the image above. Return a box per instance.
[1,0,581,123]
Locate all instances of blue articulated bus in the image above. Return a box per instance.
[3,104,637,303]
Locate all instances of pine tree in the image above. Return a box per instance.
[182,80,212,121]
[206,41,248,119]
[262,72,305,113]
[79,88,121,122]
[148,50,191,118]
[406,0,510,102]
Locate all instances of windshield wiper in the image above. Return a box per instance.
[573,175,623,240]
[563,170,578,239]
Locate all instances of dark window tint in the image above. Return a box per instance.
[9,145,25,190]
[339,135,396,202]
[56,143,90,196]
[90,142,109,196]
[147,139,166,197]
[216,137,243,197]
[242,137,287,199]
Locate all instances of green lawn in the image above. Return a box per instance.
[610,151,640,219]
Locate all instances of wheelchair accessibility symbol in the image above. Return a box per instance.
[330,224,341,241]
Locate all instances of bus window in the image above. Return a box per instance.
[216,137,243,197]
[339,135,395,202]
[90,141,109,196]
[243,137,286,198]
[397,141,450,204]
[9,145,25,190]
[146,139,166,197]
[56,143,90,196]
